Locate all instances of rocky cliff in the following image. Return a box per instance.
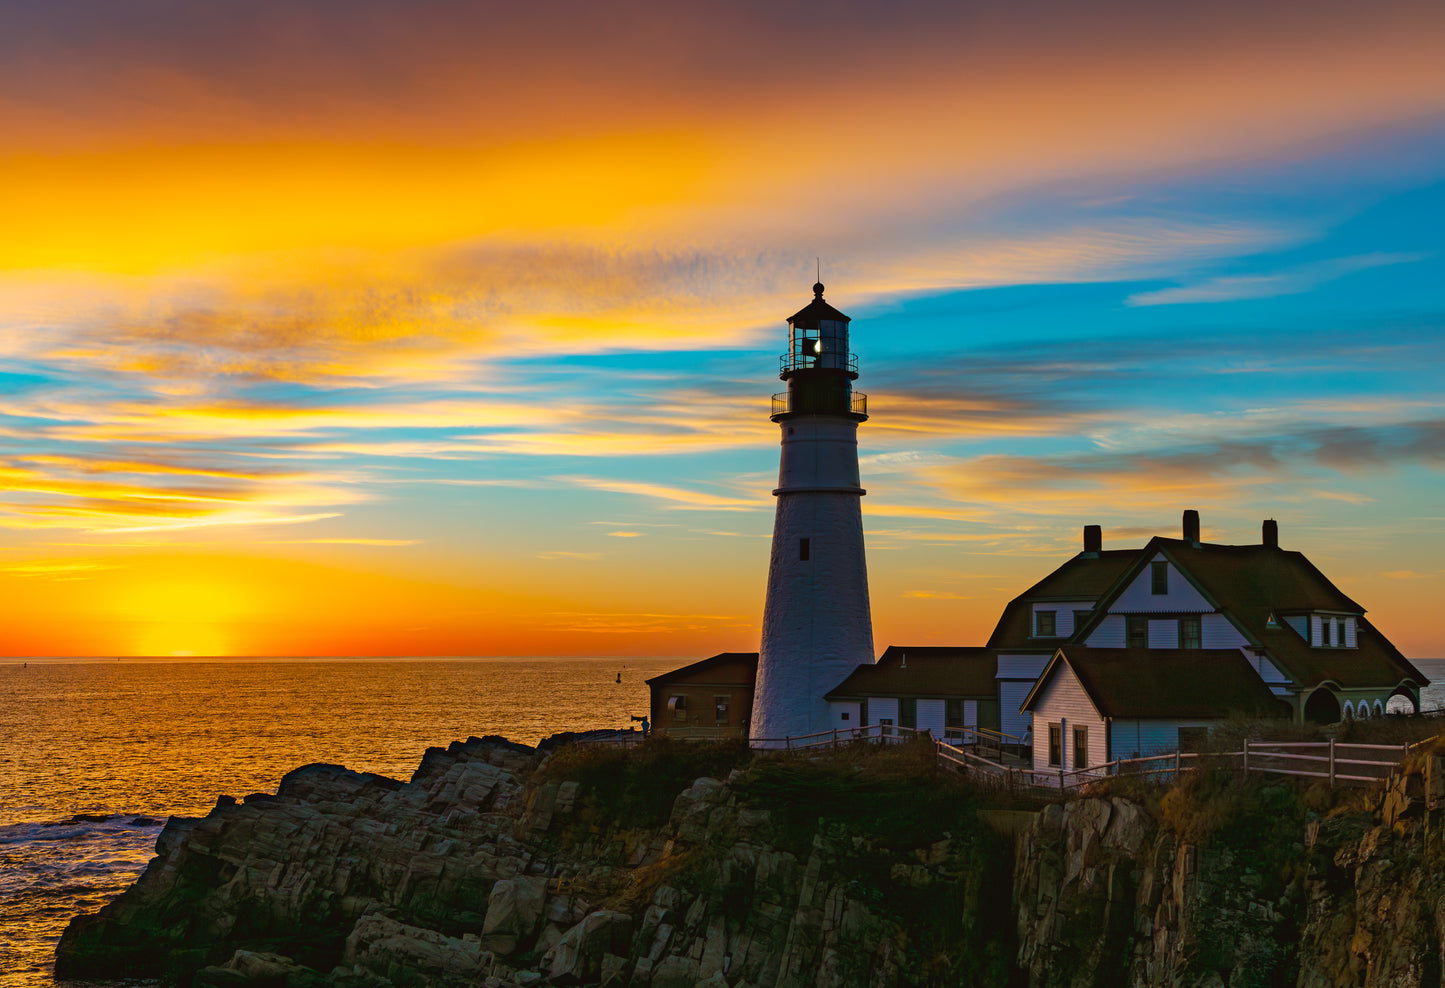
[57,737,1445,987]
[1013,755,1445,987]
[56,736,1016,987]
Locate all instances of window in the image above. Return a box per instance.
[1073,610,1092,638]
[1180,616,1202,649]
[668,695,687,721]
[1317,616,1340,647]
[799,538,810,561]
[840,711,850,721]
[1035,610,1057,637]
[1151,561,1169,595]
[714,696,729,725]
[1048,723,1062,767]
[1126,615,1148,648]
[899,697,917,729]
[1073,725,1088,770]
[859,699,868,727]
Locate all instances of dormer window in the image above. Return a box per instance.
[1035,610,1056,637]
[1313,615,1355,648]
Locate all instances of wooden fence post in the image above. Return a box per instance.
[1175,750,1181,777]
[1243,740,1250,775]
[832,728,838,748]
[1329,738,1335,787]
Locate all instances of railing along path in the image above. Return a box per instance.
[576,724,1437,795]
[937,735,1439,793]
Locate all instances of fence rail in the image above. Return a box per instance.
[578,727,1437,795]
[936,735,1434,792]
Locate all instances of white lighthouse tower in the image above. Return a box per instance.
[750,283,875,743]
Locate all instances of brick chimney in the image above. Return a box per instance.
[1183,509,1200,546]
[1263,518,1278,548]
[1083,524,1102,555]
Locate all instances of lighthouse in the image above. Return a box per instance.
[750,283,875,743]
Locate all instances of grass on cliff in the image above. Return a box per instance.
[733,735,991,851]
[535,736,753,829]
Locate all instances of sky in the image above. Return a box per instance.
[2,0,1444,658]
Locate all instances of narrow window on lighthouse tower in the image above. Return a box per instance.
[799,538,811,561]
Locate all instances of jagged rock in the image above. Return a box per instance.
[649,954,701,988]
[193,950,329,988]
[542,910,632,984]
[481,874,550,954]
[343,914,493,984]
[671,778,726,844]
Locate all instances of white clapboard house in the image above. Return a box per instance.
[1006,511,1427,771]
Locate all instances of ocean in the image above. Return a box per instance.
[4,654,1445,987]
[0,655,684,988]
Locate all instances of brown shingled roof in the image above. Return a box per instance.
[1152,539,1427,690]
[1257,618,1426,690]
[1022,648,1291,719]
[645,652,757,687]
[825,646,996,699]
[986,550,1135,650]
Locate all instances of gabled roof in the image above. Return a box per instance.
[1140,538,1425,690]
[645,652,758,688]
[825,646,997,700]
[1021,648,1291,720]
[986,550,1135,650]
[1160,539,1362,620]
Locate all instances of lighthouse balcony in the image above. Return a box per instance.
[771,390,868,419]
[779,351,858,377]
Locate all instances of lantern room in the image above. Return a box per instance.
[781,282,859,378]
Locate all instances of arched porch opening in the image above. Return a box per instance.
[1386,686,1420,716]
[1305,687,1341,724]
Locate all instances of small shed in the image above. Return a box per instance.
[646,652,758,739]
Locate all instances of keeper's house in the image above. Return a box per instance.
[1004,511,1427,770]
